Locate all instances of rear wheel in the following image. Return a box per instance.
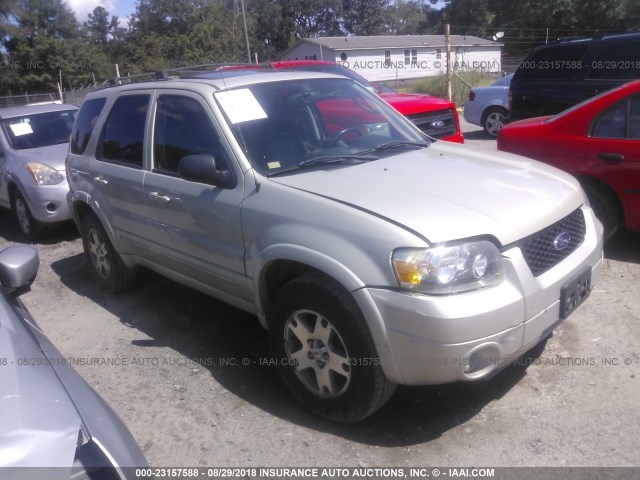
[81,213,137,293]
[12,190,42,241]
[482,107,508,136]
[269,274,396,423]
[582,183,621,241]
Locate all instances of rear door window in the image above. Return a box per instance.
[99,95,149,167]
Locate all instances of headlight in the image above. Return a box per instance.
[26,162,65,185]
[392,241,505,294]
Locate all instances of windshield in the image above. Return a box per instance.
[1,109,77,150]
[214,78,429,176]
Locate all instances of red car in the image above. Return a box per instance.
[220,60,464,143]
[498,80,640,238]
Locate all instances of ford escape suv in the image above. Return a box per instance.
[66,69,604,423]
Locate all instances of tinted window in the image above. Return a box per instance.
[519,45,589,80]
[100,95,149,166]
[70,98,106,154]
[587,41,640,80]
[154,95,228,174]
[1,110,77,150]
[592,95,640,140]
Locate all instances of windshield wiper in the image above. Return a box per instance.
[372,141,430,151]
[299,155,377,167]
[267,155,377,177]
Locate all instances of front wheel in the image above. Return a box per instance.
[81,213,137,293]
[269,274,396,423]
[582,184,621,241]
[12,190,42,240]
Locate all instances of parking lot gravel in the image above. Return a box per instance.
[1,122,639,470]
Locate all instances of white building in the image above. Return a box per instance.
[279,35,503,82]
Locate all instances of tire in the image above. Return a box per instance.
[12,190,42,241]
[482,107,508,136]
[581,183,621,241]
[269,274,396,423]
[81,213,137,293]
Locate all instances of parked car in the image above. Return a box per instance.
[220,60,465,143]
[0,246,148,476]
[498,80,640,239]
[0,104,78,239]
[509,31,640,121]
[67,69,603,422]
[464,73,513,136]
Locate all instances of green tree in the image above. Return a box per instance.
[85,6,119,45]
[342,0,390,36]
[386,0,433,35]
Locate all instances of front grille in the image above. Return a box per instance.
[406,108,457,139]
[520,209,586,276]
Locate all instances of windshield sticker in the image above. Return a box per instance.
[267,161,281,169]
[9,122,33,136]
[215,89,268,124]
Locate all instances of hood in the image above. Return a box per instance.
[379,93,454,115]
[12,142,69,171]
[270,142,583,246]
[0,298,80,475]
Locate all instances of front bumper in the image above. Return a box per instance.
[21,180,71,224]
[356,206,604,385]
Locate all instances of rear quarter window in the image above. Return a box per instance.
[70,98,106,154]
[586,41,640,80]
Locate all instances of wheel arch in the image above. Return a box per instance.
[254,245,366,326]
[69,193,121,255]
[481,104,508,123]
[575,174,624,218]
[253,246,403,384]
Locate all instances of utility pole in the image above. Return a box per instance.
[445,23,452,102]
[240,0,251,63]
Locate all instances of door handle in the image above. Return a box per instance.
[149,191,171,203]
[93,176,108,185]
[597,152,624,162]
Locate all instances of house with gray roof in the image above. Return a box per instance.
[279,35,502,81]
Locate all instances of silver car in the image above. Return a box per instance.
[0,246,148,477]
[463,73,512,136]
[67,70,603,423]
[0,104,77,239]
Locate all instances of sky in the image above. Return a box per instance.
[66,0,447,27]
[66,0,137,24]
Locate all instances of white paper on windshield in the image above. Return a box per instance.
[9,122,33,136]
[215,89,267,124]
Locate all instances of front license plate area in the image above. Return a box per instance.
[560,267,592,319]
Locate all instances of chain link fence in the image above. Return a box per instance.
[0,83,110,109]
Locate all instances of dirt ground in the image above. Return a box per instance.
[1,126,639,470]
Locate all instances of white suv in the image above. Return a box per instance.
[66,69,603,422]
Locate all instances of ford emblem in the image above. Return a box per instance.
[553,232,572,251]
[431,120,446,129]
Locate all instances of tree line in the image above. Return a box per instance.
[1,0,638,96]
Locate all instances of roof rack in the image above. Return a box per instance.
[103,63,276,88]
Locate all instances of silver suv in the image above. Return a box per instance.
[66,70,604,423]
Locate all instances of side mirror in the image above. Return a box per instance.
[0,246,39,292]
[178,154,234,189]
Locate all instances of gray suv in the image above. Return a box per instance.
[67,70,604,422]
